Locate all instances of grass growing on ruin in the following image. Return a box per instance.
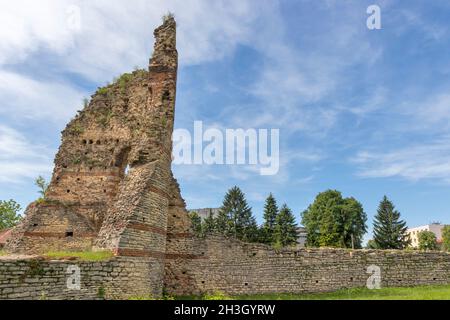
[44,250,114,261]
[0,250,7,256]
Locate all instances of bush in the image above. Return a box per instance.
[418,231,438,251]
[68,123,84,135]
[97,110,114,127]
[97,87,109,96]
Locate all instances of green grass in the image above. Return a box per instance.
[0,250,7,256]
[177,285,450,300]
[44,250,114,261]
[235,285,450,300]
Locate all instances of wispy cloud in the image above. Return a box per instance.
[352,136,450,183]
[0,125,52,183]
[0,71,85,122]
[0,0,274,81]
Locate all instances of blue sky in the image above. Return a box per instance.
[1,0,450,241]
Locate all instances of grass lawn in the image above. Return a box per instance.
[44,250,114,261]
[176,285,450,300]
[234,285,450,300]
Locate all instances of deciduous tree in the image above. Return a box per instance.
[301,190,367,248]
[0,199,22,230]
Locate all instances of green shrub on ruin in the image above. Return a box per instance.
[116,73,133,87]
[97,87,109,96]
[72,156,82,165]
[68,123,84,135]
[35,176,49,202]
[97,109,114,127]
[97,286,106,299]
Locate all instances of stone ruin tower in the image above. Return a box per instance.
[6,17,194,267]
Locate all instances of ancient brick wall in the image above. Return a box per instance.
[165,235,450,296]
[6,17,179,259]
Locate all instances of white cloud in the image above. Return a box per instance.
[0,125,52,183]
[225,2,384,137]
[352,137,450,182]
[0,0,274,81]
[0,0,77,65]
[0,70,85,122]
[414,94,450,128]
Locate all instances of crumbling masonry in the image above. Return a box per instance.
[6,17,198,294]
[3,18,449,299]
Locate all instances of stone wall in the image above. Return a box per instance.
[0,238,449,299]
[0,257,158,300]
[165,236,450,296]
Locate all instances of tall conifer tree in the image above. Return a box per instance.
[261,193,279,244]
[373,196,410,249]
[274,204,298,247]
[217,186,258,242]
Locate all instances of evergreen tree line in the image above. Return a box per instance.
[189,187,299,247]
[1,177,449,252]
[190,187,450,251]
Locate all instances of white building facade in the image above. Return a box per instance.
[407,223,446,248]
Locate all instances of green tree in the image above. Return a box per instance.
[274,204,298,247]
[35,176,49,200]
[301,190,367,248]
[442,226,450,252]
[260,193,279,244]
[418,231,438,251]
[366,239,379,249]
[0,200,22,230]
[189,211,202,237]
[216,186,258,242]
[202,210,216,235]
[373,196,410,249]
